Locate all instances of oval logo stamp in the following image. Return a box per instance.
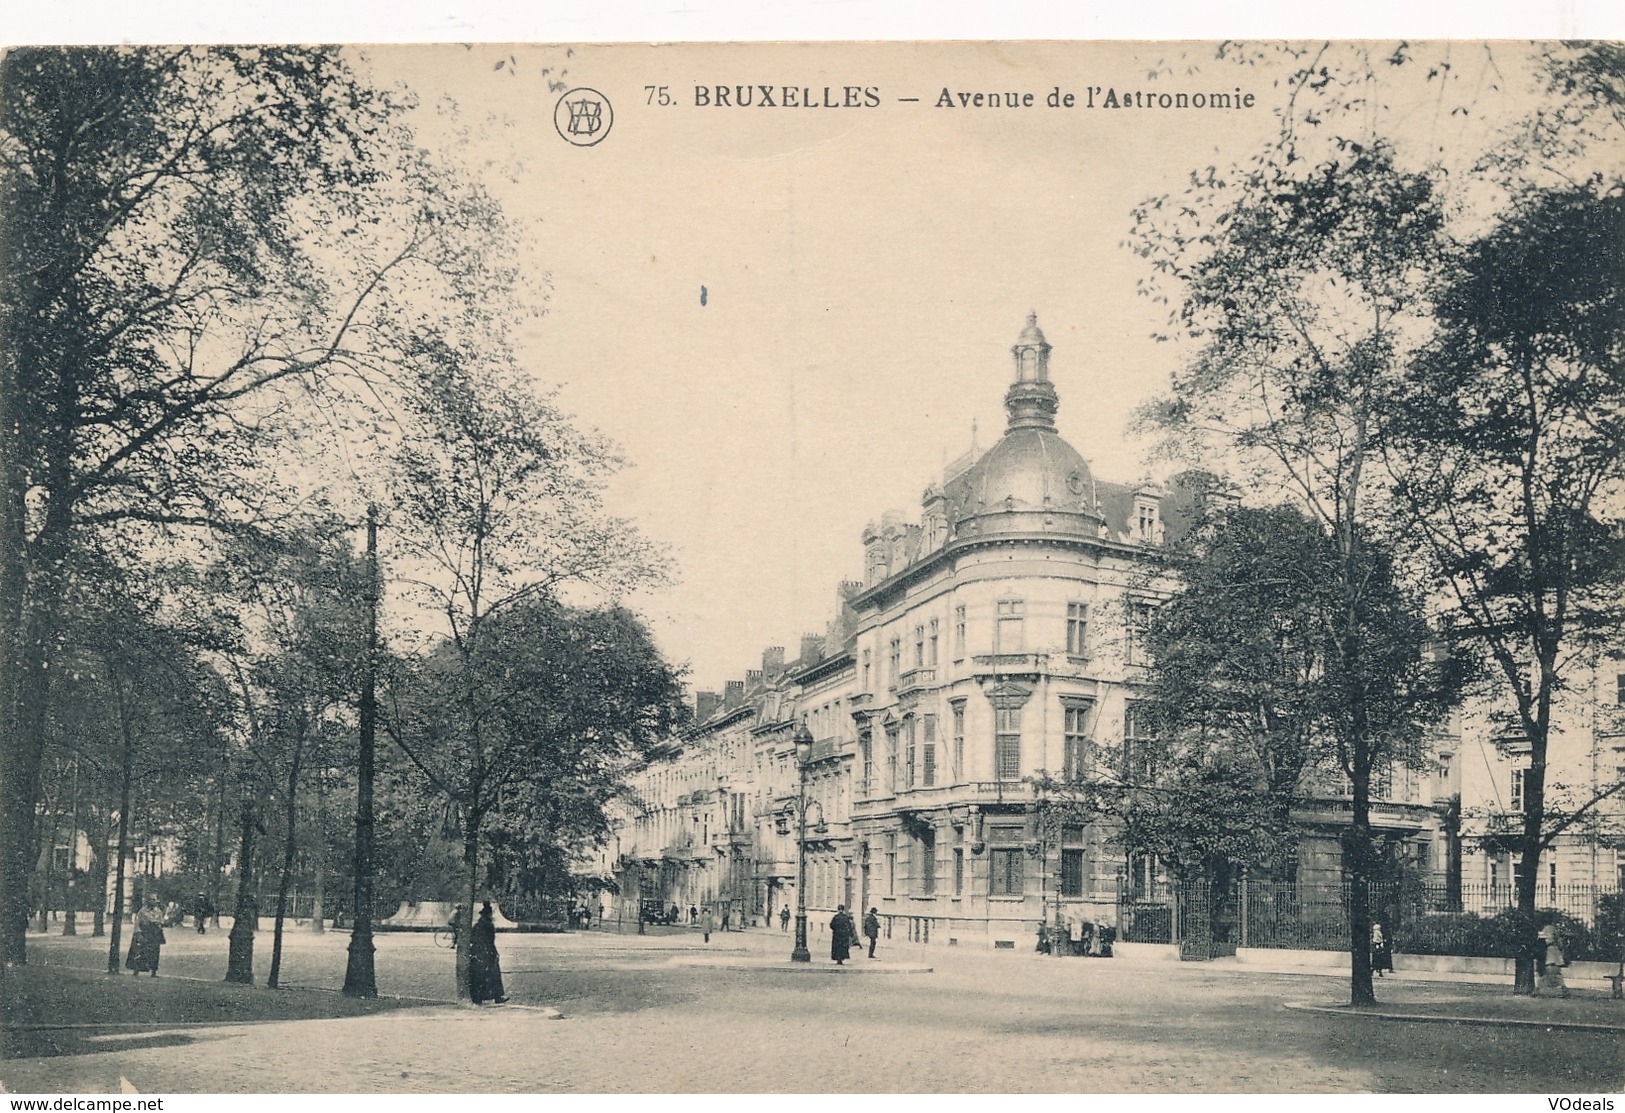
[554,88,614,146]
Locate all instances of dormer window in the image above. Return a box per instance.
[1135,499,1160,543]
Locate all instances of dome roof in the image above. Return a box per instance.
[945,425,1096,521]
[1015,311,1049,347]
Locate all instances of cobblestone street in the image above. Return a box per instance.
[3,925,1621,1094]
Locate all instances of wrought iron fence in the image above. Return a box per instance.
[1119,877,1623,958]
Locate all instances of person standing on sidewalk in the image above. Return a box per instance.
[700,905,714,943]
[469,901,508,1005]
[126,895,166,976]
[830,905,856,965]
[1370,922,1394,977]
[1536,921,1570,998]
[779,905,790,932]
[863,907,881,959]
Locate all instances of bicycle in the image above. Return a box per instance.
[432,926,459,949]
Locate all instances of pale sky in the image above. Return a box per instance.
[355,41,1556,693]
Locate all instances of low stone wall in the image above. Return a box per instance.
[1112,942,1181,963]
[1236,947,1348,968]
[1238,947,1621,982]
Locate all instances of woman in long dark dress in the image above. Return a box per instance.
[469,901,508,1004]
[125,896,165,975]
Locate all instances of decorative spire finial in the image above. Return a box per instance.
[1006,313,1059,431]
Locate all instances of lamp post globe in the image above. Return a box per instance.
[791,723,814,963]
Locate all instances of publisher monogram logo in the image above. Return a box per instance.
[554,88,613,147]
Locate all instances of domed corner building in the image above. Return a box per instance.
[834,312,1209,949]
[603,314,1614,950]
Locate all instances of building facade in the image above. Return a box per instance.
[600,316,1622,945]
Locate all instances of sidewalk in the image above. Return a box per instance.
[0,962,426,1060]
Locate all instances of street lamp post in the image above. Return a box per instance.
[791,724,814,963]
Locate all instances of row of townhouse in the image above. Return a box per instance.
[597,316,1624,946]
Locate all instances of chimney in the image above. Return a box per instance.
[839,580,863,601]
[746,669,763,688]
[763,646,786,675]
[723,680,745,707]
[694,691,720,723]
[799,633,824,665]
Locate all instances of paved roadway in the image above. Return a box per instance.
[5,925,1622,1094]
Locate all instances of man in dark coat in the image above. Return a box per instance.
[863,907,881,958]
[830,905,856,965]
[469,901,508,1005]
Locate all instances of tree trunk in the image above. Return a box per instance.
[310,769,326,933]
[91,810,109,937]
[1514,814,1544,996]
[1,610,54,969]
[106,683,137,975]
[226,797,261,985]
[211,747,228,928]
[342,507,379,997]
[268,735,305,989]
[457,810,480,1003]
[36,763,64,933]
[64,760,81,935]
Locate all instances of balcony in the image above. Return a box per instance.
[807,736,844,764]
[970,653,1047,679]
[713,824,755,848]
[961,780,1032,804]
[896,667,937,694]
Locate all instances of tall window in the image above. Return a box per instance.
[952,826,964,895]
[862,648,871,690]
[885,726,899,794]
[995,705,1022,780]
[1066,602,1089,656]
[859,729,873,797]
[1124,601,1155,666]
[903,716,917,788]
[913,625,925,669]
[885,833,897,895]
[989,828,1024,897]
[1373,761,1394,800]
[928,619,939,666]
[1510,767,1526,813]
[1060,849,1086,897]
[1616,670,1625,705]
[919,828,936,896]
[888,636,901,681]
[1062,702,1092,781]
[952,704,967,774]
[922,714,938,786]
[954,605,967,660]
[996,599,1025,653]
[1123,701,1156,779]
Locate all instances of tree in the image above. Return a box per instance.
[385,601,685,997]
[0,44,518,968]
[1385,181,1625,993]
[478,603,689,914]
[381,353,670,1000]
[212,532,366,987]
[1132,142,1455,1005]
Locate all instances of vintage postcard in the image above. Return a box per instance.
[1,40,1622,1097]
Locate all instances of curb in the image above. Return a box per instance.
[1283,1001,1625,1034]
[672,958,934,974]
